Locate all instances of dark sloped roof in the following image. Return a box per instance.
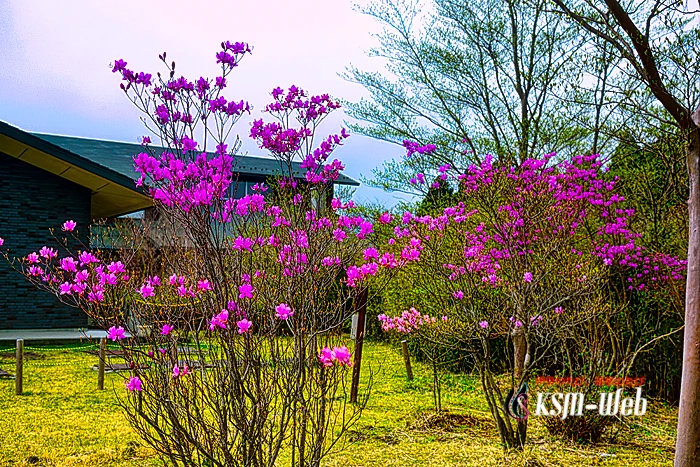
[31,133,360,186]
[0,121,152,219]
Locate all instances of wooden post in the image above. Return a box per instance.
[15,339,23,396]
[401,340,413,381]
[350,288,368,403]
[97,338,106,390]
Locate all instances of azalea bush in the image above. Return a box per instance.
[6,43,406,467]
[375,149,686,448]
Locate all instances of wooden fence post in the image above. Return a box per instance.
[15,339,23,396]
[401,340,413,381]
[97,338,106,390]
[350,288,368,404]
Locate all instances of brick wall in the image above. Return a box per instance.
[0,152,91,329]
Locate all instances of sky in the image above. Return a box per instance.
[0,0,413,207]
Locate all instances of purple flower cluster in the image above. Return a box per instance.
[318,346,352,367]
[378,307,438,333]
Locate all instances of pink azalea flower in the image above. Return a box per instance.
[530,315,543,326]
[479,321,489,329]
[523,272,533,283]
[379,212,393,224]
[238,283,254,299]
[210,309,229,330]
[275,303,294,320]
[139,283,155,298]
[59,257,77,272]
[161,324,174,335]
[78,251,99,266]
[26,252,40,264]
[236,318,252,334]
[197,279,212,292]
[59,282,72,295]
[62,220,77,232]
[332,228,347,242]
[453,290,464,300]
[75,269,89,283]
[125,376,143,392]
[0,237,4,246]
[87,289,105,302]
[172,365,190,378]
[363,247,379,261]
[148,275,161,286]
[318,347,334,367]
[356,220,373,239]
[554,306,564,314]
[332,346,352,366]
[107,326,126,341]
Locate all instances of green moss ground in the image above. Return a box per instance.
[0,341,676,466]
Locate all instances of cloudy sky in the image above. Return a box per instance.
[0,0,412,207]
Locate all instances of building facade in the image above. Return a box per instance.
[0,121,359,329]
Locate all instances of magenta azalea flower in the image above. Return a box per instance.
[107,261,125,274]
[126,376,143,392]
[38,249,56,259]
[479,321,489,329]
[275,303,294,320]
[75,269,89,283]
[210,309,229,330]
[28,266,43,277]
[332,346,352,366]
[161,324,174,335]
[318,346,352,367]
[172,365,190,378]
[26,252,40,264]
[197,279,212,292]
[59,257,77,272]
[523,272,533,283]
[453,290,464,300]
[554,306,564,314]
[378,212,393,224]
[62,220,77,232]
[59,282,72,295]
[363,247,379,261]
[238,283,254,299]
[236,318,252,334]
[0,237,4,246]
[139,283,155,298]
[318,347,334,367]
[147,275,161,286]
[107,326,126,341]
[332,228,346,242]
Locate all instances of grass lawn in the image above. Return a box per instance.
[0,340,677,467]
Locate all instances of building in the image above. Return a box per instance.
[0,121,359,330]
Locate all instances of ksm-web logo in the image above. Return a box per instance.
[504,383,648,421]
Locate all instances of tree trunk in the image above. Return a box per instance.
[512,326,528,447]
[676,125,700,467]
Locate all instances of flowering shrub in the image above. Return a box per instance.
[376,148,686,448]
[5,43,401,467]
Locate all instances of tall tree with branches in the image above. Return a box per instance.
[345,0,586,195]
[547,1,700,464]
